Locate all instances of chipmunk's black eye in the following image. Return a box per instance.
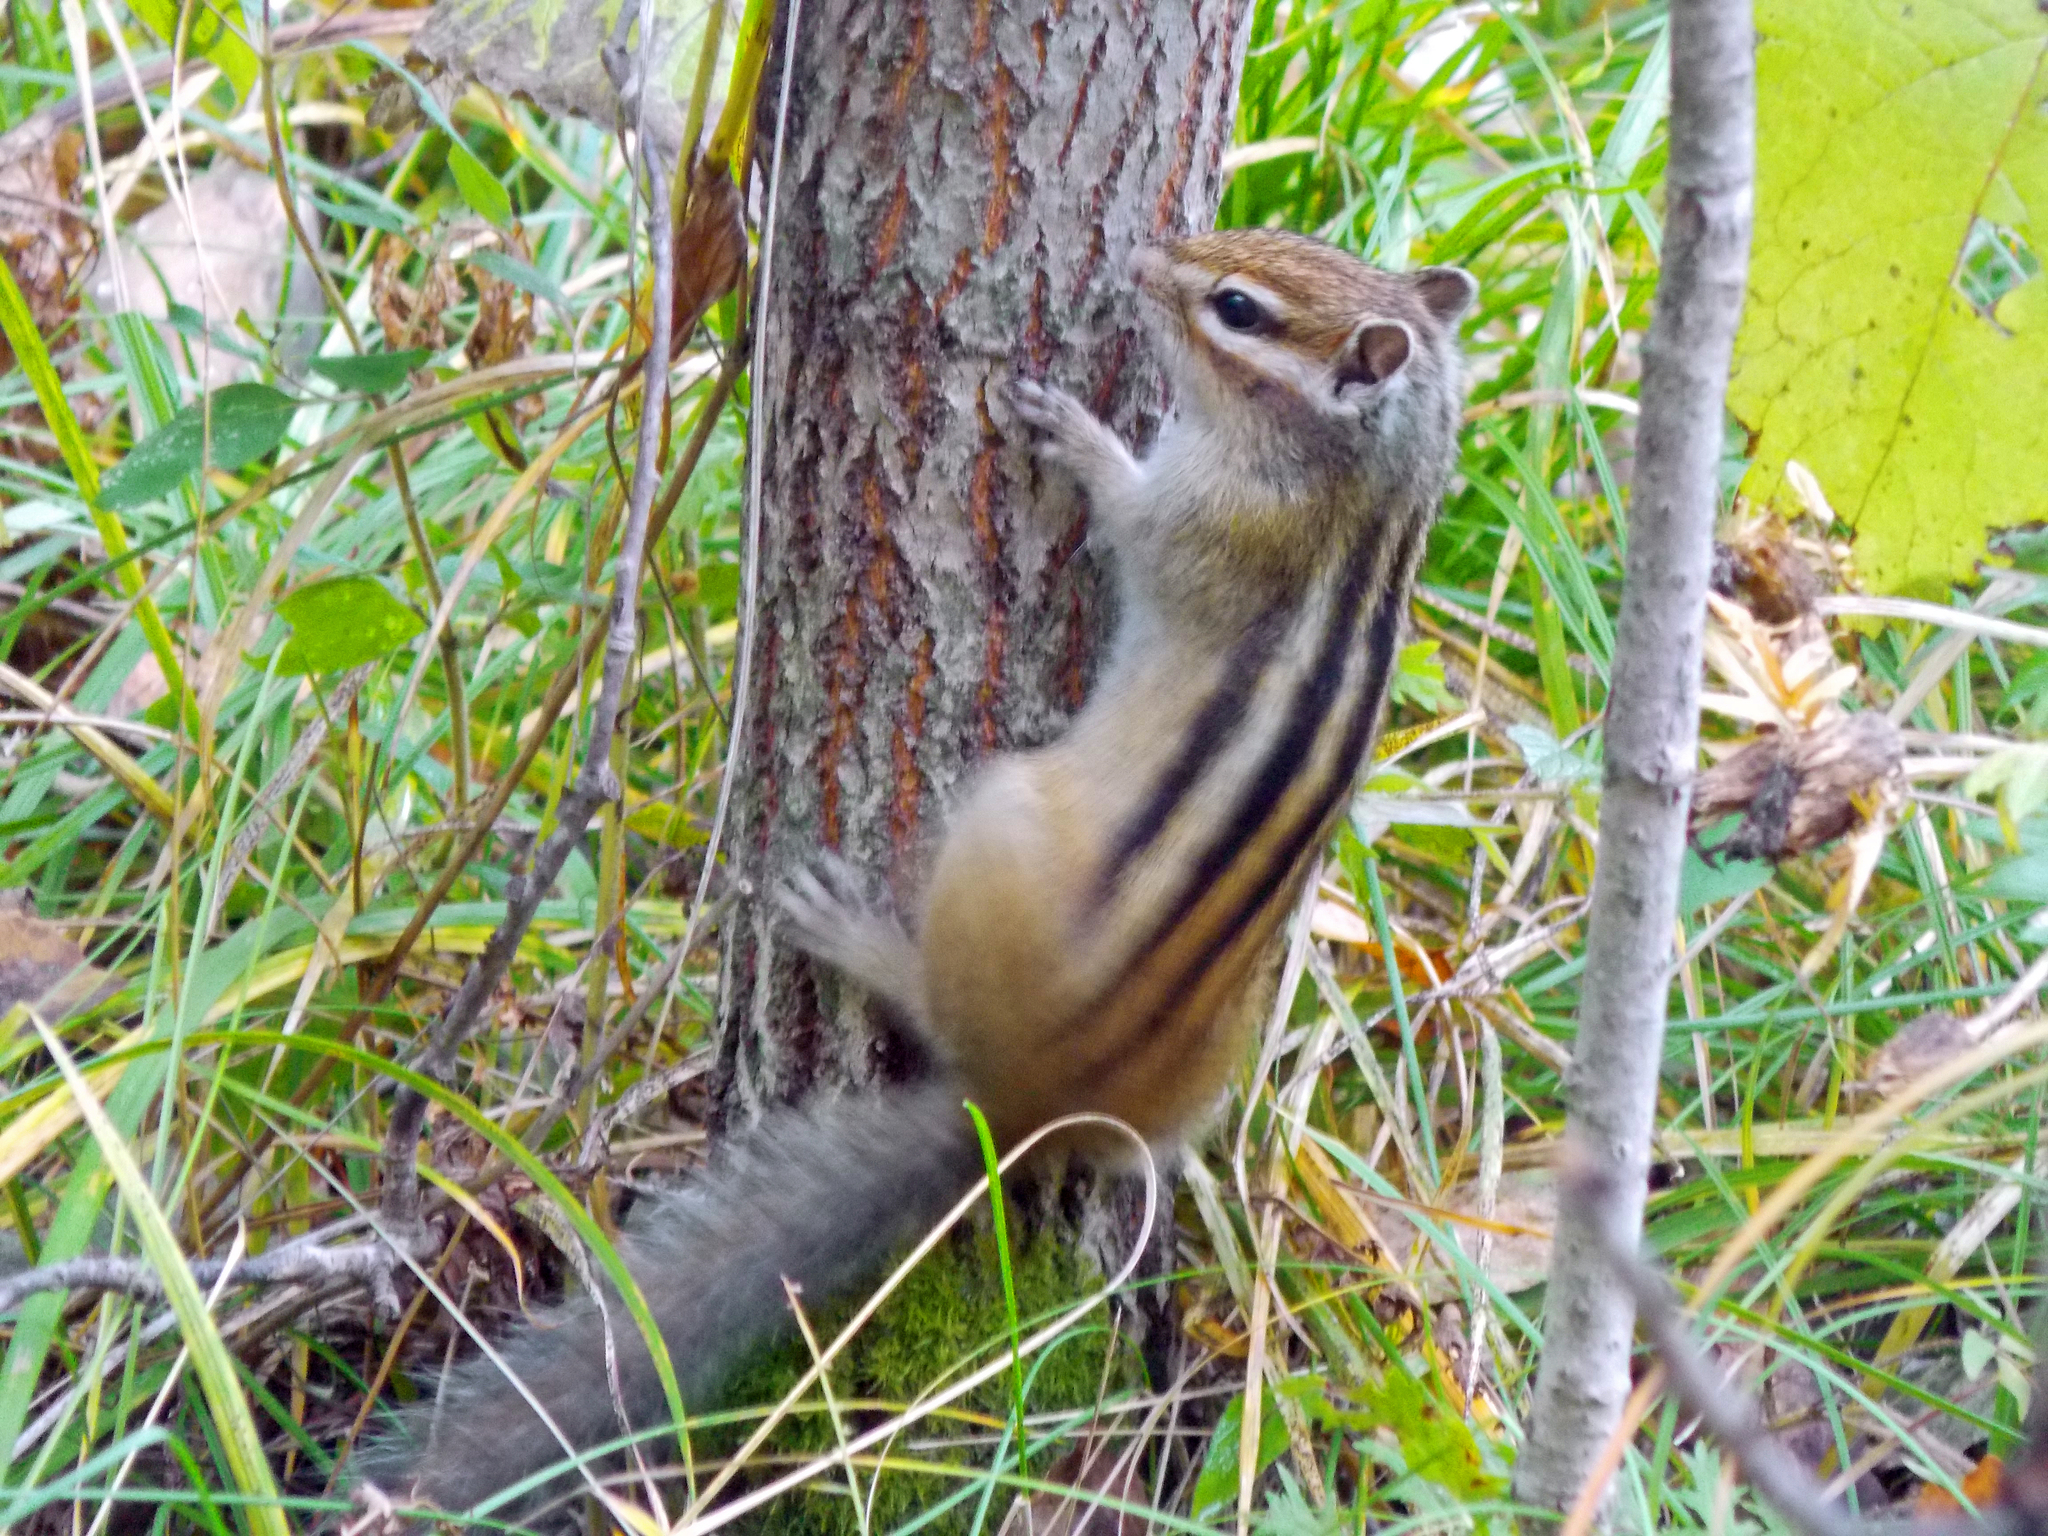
[1210,290,1266,332]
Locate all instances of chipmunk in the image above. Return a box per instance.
[364,229,1476,1523]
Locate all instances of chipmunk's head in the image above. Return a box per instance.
[1130,231,1476,442]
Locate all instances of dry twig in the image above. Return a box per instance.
[0,1227,435,1317]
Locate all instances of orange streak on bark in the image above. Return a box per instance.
[871,168,911,279]
[933,247,974,319]
[1152,41,1211,235]
[1023,266,1052,373]
[1056,26,1106,171]
[820,579,863,849]
[981,64,1016,255]
[752,624,782,851]
[888,12,931,122]
[820,459,898,847]
[966,391,1009,752]
[900,283,932,472]
[891,630,936,857]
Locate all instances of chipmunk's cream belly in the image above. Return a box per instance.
[919,642,1289,1148]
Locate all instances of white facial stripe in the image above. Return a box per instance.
[1165,264,1295,326]
[1193,315,1325,396]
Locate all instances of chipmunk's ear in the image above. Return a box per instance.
[1412,266,1479,325]
[1335,320,1414,393]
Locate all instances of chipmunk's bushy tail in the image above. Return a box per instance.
[358,1084,980,1522]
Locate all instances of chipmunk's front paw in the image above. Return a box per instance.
[1008,378,1092,441]
[1007,377,1139,493]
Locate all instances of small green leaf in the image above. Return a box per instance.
[307,348,433,394]
[164,303,267,362]
[1390,638,1456,714]
[1990,525,2048,575]
[1191,1390,1289,1524]
[310,194,409,235]
[1980,847,2048,904]
[275,576,426,676]
[447,137,514,228]
[1679,841,1772,914]
[98,383,297,509]
[469,247,567,313]
[1506,721,1597,786]
[1962,1327,1998,1383]
[1966,743,2048,828]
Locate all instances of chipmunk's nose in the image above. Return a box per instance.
[1127,246,1170,295]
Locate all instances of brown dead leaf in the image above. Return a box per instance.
[367,71,425,133]
[87,159,320,386]
[464,230,535,373]
[671,156,746,349]
[0,118,89,361]
[373,232,459,354]
[996,1438,1148,1536]
[1852,1009,2024,1100]
[1691,711,1904,865]
[1181,1302,1248,1359]
[102,627,214,720]
[1307,896,1454,996]
[105,652,170,720]
[0,890,120,1023]
[1369,1169,1556,1301]
[1713,517,1823,627]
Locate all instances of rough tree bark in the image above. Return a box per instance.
[1513,0,1755,1518]
[716,1,1252,1125]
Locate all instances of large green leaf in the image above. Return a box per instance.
[275,575,426,676]
[98,383,297,509]
[446,136,514,228]
[1729,0,2048,598]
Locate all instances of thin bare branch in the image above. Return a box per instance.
[0,1229,433,1317]
[1515,0,1755,1514]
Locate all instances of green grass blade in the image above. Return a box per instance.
[0,256,201,736]
[964,1099,1030,1478]
[25,1014,288,1536]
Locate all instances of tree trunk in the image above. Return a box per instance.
[716,0,1253,1123]
[1513,0,1755,1518]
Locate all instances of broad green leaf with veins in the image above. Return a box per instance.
[1729,0,2048,598]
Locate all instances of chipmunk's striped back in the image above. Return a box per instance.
[1082,512,1427,1082]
